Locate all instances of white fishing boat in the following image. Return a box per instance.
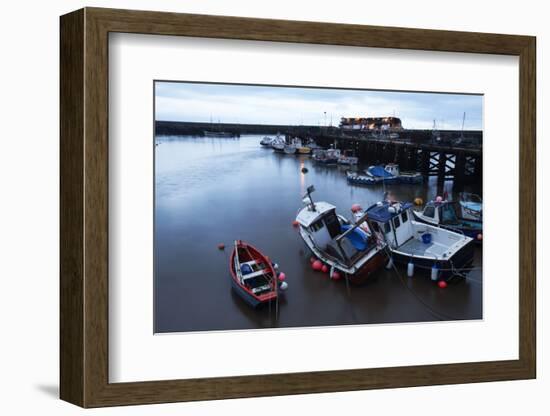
[271,134,286,153]
[284,138,298,155]
[295,186,387,284]
[364,198,475,281]
[313,148,340,165]
[337,150,358,165]
[260,136,273,146]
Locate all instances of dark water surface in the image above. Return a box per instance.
[155,134,482,333]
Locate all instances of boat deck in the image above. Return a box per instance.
[399,238,448,258]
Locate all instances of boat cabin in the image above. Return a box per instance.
[384,163,400,176]
[416,201,462,226]
[296,199,374,267]
[365,201,414,249]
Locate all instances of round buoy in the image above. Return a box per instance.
[414,197,424,206]
[292,220,299,227]
[321,264,329,273]
[279,281,289,291]
[435,196,443,203]
[438,280,448,289]
[272,262,279,270]
[217,243,225,250]
[312,260,323,271]
[301,167,308,174]
[278,272,286,282]
[351,203,362,213]
[477,233,483,241]
[331,271,342,280]
[310,256,316,264]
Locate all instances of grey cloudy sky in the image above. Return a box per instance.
[155,81,483,130]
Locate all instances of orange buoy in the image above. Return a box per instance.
[438,280,448,288]
[292,220,300,227]
[217,243,225,250]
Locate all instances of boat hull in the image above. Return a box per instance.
[346,173,381,186]
[390,239,475,281]
[398,174,423,184]
[348,250,387,284]
[231,278,264,308]
[230,241,278,307]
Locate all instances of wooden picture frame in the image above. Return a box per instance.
[60,7,536,408]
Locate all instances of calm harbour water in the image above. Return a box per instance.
[154,134,482,333]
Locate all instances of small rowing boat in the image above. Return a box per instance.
[230,240,278,307]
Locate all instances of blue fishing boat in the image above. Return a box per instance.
[365,165,400,183]
[346,170,381,186]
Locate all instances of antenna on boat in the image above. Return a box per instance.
[305,185,316,211]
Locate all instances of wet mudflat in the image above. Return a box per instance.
[154,134,482,333]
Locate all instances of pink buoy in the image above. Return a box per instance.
[217,243,225,250]
[310,256,316,264]
[477,233,483,241]
[438,280,448,289]
[312,260,323,271]
[331,271,342,280]
[435,196,443,203]
[321,264,329,273]
[292,220,299,227]
[351,203,362,213]
[278,272,286,282]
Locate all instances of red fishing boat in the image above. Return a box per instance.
[230,240,278,307]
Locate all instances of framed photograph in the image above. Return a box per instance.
[60,7,536,408]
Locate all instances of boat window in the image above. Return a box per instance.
[402,210,408,223]
[441,204,458,223]
[324,212,341,239]
[384,222,391,234]
[424,205,435,218]
[393,216,401,229]
[310,220,324,232]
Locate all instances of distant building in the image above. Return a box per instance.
[339,116,403,131]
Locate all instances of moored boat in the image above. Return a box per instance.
[204,130,236,138]
[365,165,400,184]
[337,150,358,165]
[384,163,423,184]
[271,135,286,153]
[458,192,482,221]
[260,136,273,146]
[346,170,381,186]
[230,240,279,308]
[413,200,482,241]
[365,199,475,281]
[313,148,340,165]
[295,186,386,284]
